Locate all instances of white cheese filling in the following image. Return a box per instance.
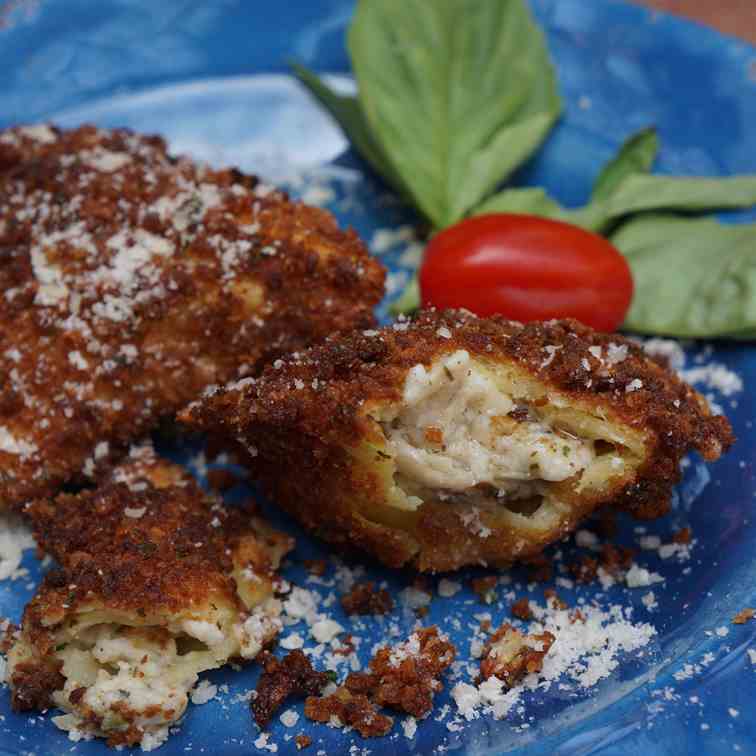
[381,350,596,510]
[233,600,283,659]
[50,601,282,742]
[53,625,197,737]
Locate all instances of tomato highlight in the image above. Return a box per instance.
[419,213,634,332]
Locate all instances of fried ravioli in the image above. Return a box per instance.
[6,443,292,749]
[0,124,384,510]
[181,309,733,572]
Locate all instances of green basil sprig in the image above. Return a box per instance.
[591,126,659,201]
[293,0,756,339]
[479,128,756,234]
[615,214,756,339]
[296,0,560,229]
[291,65,409,199]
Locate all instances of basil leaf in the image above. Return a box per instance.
[472,169,756,240]
[389,274,420,315]
[470,187,617,235]
[577,173,756,234]
[593,173,756,231]
[473,187,566,219]
[291,64,408,194]
[614,213,756,338]
[591,127,658,201]
[348,0,561,229]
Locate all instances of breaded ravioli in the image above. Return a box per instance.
[182,309,733,572]
[0,124,384,510]
[6,443,292,749]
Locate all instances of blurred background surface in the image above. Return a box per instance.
[638,0,756,43]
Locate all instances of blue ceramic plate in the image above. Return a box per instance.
[1,1,756,754]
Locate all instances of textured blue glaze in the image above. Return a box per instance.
[1,1,756,754]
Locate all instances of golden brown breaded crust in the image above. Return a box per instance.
[303,627,455,736]
[7,657,65,711]
[22,454,287,627]
[251,649,330,728]
[340,582,394,616]
[304,688,394,738]
[478,623,554,686]
[0,124,384,510]
[343,626,456,719]
[182,309,733,571]
[10,446,292,710]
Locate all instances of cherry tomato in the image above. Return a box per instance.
[419,213,633,332]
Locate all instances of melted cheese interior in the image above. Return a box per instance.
[52,625,197,738]
[374,350,645,533]
[385,351,594,499]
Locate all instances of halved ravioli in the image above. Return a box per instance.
[7,443,292,749]
[181,310,732,572]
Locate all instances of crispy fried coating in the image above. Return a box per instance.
[343,626,456,719]
[478,623,554,686]
[304,687,394,738]
[511,597,533,621]
[303,627,454,737]
[251,649,330,728]
[0,124,384,510]
[7,444,292,748]
[181,309,733,572]
[340,582,394,616]
[733,608,755,625]
[470,576,498,604]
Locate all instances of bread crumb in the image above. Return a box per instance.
[733,608,755,625]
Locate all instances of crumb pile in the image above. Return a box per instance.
[254,626,455,739]
[451,597,656,724]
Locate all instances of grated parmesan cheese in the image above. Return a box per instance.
[310,619,344,644]
[190,679,217,705]
[402,716,418,739]
[280,709,300,728]
[453,598,656,721]
[625,564,665,588]
[82,149,132,173]
[681,365,743,397]
[625,379,643,393]
[280,633,305,650]
[18,124,57,143]
[0,513,36,581]
[438,579,462,598]
[0,426,37,458]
